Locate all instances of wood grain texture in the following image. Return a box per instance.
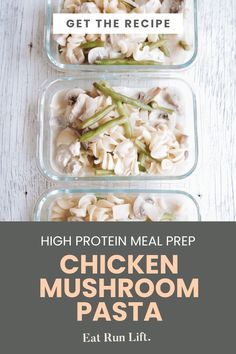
[0,0,235,221]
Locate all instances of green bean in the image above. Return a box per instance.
[179,40,191,51]
[160,46,170,57]
[156,105,175,114]
[116,101,132,138]
[120,0,136,10]
[151,101,175,114]
[80,104,115,129]
[135,140,150,155]
[94,82,153,111]
[160,213,175,221]
[138,152,147,172]
[95,58,162,65]
[146,39,167,50]
[80,40,105,49]
[95,170,115,176]
[135,141,159,163]
[139,165,146,172]
[80,116,126,142]
[139,152,147,165]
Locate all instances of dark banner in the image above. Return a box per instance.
[0,223,235,353]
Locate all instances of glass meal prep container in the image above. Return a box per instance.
[45,0,198,72]
[34,188,201,221]
[38,74,198,182]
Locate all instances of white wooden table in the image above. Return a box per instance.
[0,0,235,221]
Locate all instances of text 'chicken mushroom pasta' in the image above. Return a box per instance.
[52,0,196,67]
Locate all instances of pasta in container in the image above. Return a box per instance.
[38,74,198,181]
[34,189,201,221]
[45,0,198,71]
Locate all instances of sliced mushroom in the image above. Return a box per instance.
[66,43,85,64]
[143,203,160,221]
[92,208,110,221]
[79,2,100,13]
[133,44,164,62]
[68,93,87,123]
[51,203,66,215]
[50,203,70,221]
[79,194,97,209]
[73,47,85,64]
[87,204,97,221]
[159,113,169,120]
[56,145,72,169]
[88,47,110,64]
[70,208,87,218]
[135,0,162,13]
[133,195,156,220]
[96,199,114,208]
[107,195,125,205]
[170,0,184,13]
[141,87,161,104]
[65,88,85,106]
[56,127,78,147]
[54,34,68,46]
[63,0,81,13]
[163,89,180,108]
[133,196,147,220]
[161,158,174,171]
[69,141,81,156]
[160,0,184,13]
[65,157,82,175]
[56,198,77,210]
[151,144,168,160]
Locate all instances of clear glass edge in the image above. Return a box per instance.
[37,75,199,182]
[45,0,198,73]
[33,187,201,221]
